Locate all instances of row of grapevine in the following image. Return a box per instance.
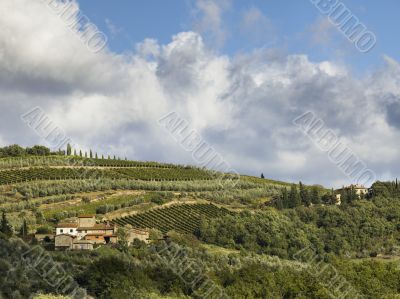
[0,156,193,169]
[115,168,214,181]
[112,203,232,234]
[0,167,216,185]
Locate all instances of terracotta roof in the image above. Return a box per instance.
[78,214,95,218]
[77,223,115,231]
[85,233,106,236]
[56,223,78,228]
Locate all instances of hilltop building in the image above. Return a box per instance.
[54,214,149,250]
[335,184,370,204]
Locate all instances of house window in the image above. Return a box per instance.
[70,229,73,233]
[60,229,63,233]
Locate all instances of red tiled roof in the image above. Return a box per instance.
[77,223,115,231]
[56,223,78,228]
[85,233,106,236]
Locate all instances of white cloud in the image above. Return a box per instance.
[1,0,400,188]
[192,0,231,48]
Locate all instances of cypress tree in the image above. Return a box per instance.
[1,212,12,237]
[282,188,289,208]
[311,187,320,204]
[79,150,82,157]
[74,149,77,156]
[19,219,28,238]
[261,173,265,179]
[66,143,72,156]
[289,184,301,208]
[299,182,311,206]
[90,150,93,159]
[95,153,98,159]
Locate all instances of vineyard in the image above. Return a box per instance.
[112,203,232,234]
[0,166,218,185]
[0,156,191,169]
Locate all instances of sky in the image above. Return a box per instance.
[1,0,400,188]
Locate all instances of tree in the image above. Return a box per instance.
[26,145,50,156]
[19,219,28,238]
[102,154,104,159]
[289,184,301,208]
[274,194,284,210]
[66,143,72,156]
[0,144,25,157]
[117,227,129,253]
[282,188,289,208]
[1,212,13,237]
[261,173,265,179]
[79,150,82,157]
[299,182,311,207]
[310,186,321,205]
[74,149,77,156]
[95,152,98,159]
[90,150,93,158]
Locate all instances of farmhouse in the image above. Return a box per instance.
[55,222,78,236]
[126,227,150,244]
[72,240,94,250]
[55,215,117,250]
[55,234,76,250]
[335,184,370,204]
[53,214,151,250]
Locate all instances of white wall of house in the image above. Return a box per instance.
[56,227,78,236]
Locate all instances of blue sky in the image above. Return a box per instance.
[2,0,400,187]
[77,0,400,73]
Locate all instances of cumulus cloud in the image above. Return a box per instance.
[1,0,400,187]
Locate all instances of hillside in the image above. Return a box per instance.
[1,149,400,298]
[0,152,295,230]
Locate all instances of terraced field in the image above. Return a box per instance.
[112,203,232,234]
[0,155,287,228]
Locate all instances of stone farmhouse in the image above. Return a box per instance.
[335,184,369,204]
[55,214,149,250]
